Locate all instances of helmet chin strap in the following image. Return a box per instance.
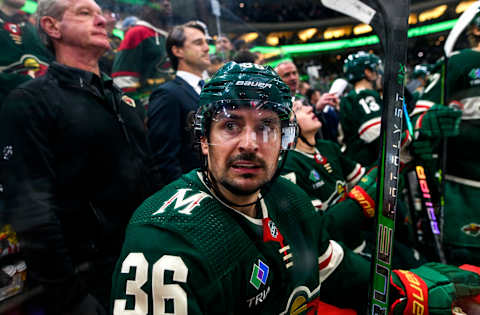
[298,126,315,148]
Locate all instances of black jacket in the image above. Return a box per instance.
[0,62,155,310]
[147,75,202,186]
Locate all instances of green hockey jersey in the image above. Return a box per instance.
[339,88,382,167]
[112,21,174,107]
[0,11,52,104]
[412,48,480,263]
[111,170,371,314]
[281,140,364,212]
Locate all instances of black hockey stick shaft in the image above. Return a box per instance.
[320,0,409,313]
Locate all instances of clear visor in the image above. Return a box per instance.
[201,100,297,151]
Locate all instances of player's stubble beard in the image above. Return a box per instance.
[210,150,276,196]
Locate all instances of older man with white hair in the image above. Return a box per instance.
[0,0,156,313]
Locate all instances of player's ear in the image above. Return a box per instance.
[40,16,61,40]
[200,136,208,155]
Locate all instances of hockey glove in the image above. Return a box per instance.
[415,103,461,138]
[348,167,377,218]
[390,262,480,315]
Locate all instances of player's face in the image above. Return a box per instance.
[277,62,299,94]
[202,108,282,196]
[57,0,110,52]
[179,27,211,72]
[293,101,321,134]
[215,37,233,53]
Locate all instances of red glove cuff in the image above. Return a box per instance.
[459,265,480,304]
[390,270,429,315]
[348,186,375,218]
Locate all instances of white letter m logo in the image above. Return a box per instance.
[153,189,211,216]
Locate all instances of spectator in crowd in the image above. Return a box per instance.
[254,51,265,64]
[0,0,52,105]
[207,53,224,77]
[111,0,174,111]
[0,0,156,313]
[299,80,311,96]
[232,48,257,63]
[98,8,121,75]
[215,34,234,61]
[275,60,302,99]
[148,21,211,186]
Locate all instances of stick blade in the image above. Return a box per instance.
[320,0,376,25]
[444,1,480,57]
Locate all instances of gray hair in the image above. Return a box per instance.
[35,0,69,53]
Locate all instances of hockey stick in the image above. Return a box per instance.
[320,0,409,314]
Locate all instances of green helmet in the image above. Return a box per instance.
[343,51,383,83]
[194,61,297,151]
[412,64,430,79]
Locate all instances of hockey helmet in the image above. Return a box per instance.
[343,51,383,84]
[194,61,297,151]
[412,64,430,79]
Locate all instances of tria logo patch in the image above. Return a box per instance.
[469,68,480,80]
[309,169,320,182]
[461,223,480,237]
[250,259,269,290]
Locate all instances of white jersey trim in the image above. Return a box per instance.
[445,174,480,188]
[281,172,297,184]
[113,76,140,89]
[410,100,434,117]
[318,240,344,284]
[346,164,364,188]
[358,117,381,143]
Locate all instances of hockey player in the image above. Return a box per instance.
[111,0,175,108]
[409,11,480,265]
[0,0,52,104]
[282,101,423,268]
[339,51,384,167]
[111,62,480,314]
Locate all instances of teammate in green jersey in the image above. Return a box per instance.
[339,51,384,166]
[111,61,480,314]
[410,12,480,265]
[281,100,424,268]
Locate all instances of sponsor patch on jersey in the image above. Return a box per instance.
[122,95,136,108]
[250,259,269,290]
[461,223,480,237]
[468,68,480,80]
[309,170,320,182]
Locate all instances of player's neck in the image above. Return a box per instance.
[296,134,316,154]
[214,181,259,217]
[355,79,373,91]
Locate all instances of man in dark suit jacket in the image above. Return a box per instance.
[148,21,211,185]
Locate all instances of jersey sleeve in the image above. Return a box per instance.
[111,223,222,314]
